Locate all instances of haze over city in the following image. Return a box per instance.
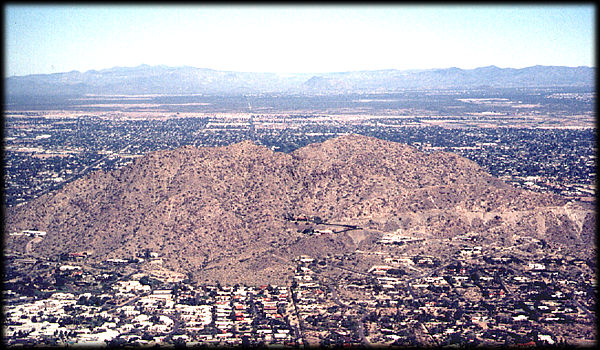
[5,4,595,77]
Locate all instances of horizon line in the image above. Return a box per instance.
[6,63,595,79]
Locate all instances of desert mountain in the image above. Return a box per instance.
[5,64,594,97]
[4,135,595,284]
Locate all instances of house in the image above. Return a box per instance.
[114,280,151,293]
[385,257,414,265]
[528,262,546,270]
[512,315,528,322]
[105,258,129,265]
[299,256,314,264]
[368,265,393,275]
[59,265,81,271]
[22,230,47,237]
[538,334,555,345]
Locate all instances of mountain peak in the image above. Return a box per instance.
[323,133,386,144]
[225,139,264,152]
[233,139,259,147]
[219,140,282,160]
[294,134,416,160]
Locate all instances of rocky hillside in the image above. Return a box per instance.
[4,135,594,284]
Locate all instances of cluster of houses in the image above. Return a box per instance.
[292,256,363,346]
[289,250,595,346]
[360,252,593,346]
[3,275,302,347]
[2,241,595,347]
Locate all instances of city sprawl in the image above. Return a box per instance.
[3,87,596,347]
[3,229,596,346]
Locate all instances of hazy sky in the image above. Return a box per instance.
[5,4,595,77]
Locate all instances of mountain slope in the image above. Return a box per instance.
[4,135,594,284]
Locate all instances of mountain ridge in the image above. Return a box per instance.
[6,64,594,96]
[4,135,594,285]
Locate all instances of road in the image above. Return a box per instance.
[106,293,148,311]
[290,288,308,348]
[25,236,43,254]
[317,274,371,346]
[571,298,594,319]
[332,260,450,346]
[357,313,371,346]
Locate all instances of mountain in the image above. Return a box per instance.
[5,65,594,97]
[4,135,594,285]
[4,66,307,96]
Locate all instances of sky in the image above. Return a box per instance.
[4,4,595,77]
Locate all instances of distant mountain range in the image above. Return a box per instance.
[5,135,594,285]
[5,64,594,96]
